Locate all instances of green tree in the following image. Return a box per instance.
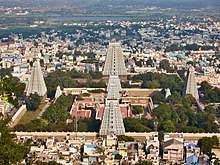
[153,104,173,121]
[214,158,220,165]
[167,92,182,104]
[147,80,160,88]
[132,105,144,115]
[199,81,220,103]
[42,95,73,125]
[16,119,48,132]
[124,118,154,132]
[0,75,25,107]
[75,119,101,132]
[133,72,184,94]
[198,136,219,155]
[0,119,29,164]
[161,120,175,132]
[159,59,171,71]
[151,91,165,104]
[117,135,134,142]
[114,154,122,160]
[25,94,42,111]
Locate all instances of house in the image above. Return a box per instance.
[163,135,184,164]
[146,133,160,165]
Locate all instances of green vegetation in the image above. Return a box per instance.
[0,26,53,39]
[125,94,218,133]
[42,95,72,124]
[90,89,106,93]
[199,81,220,103]
[56,118,101,132]
[124,118,154,132]
[114,154,123,160]
[159,59,173,72]
[198,136,219,156]
[45,69,105,98]
[17,101,47,125]
[15,94,103,132]
[131,105,144,115]
[88,71,102,79]
[0,71,26,107]
[165,43,215,52]
[16,118,49,132]
[25,94,42,111]
[151,90,166,104]
[72,119,101,132]
[12,71,220,133]
[127,72,220,133]
[154,96,218,133]
[0,119,29,164]
[15,95,74,131]
[132,72,184,94]
[117,135,134,142]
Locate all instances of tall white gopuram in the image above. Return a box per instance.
[165,88,171,99]
[100,75,125,136]
[185,66,199,100]
[103,42,127,76]
[55,85,62,100]
[25,60,47,97]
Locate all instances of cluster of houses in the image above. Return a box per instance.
[15,132,220,165]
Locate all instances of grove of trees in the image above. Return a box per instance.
[199,81,220,103]
[0,119,29,164]
[11,70,220,133]
[0,70,26,108]
[15,95,74,131]
[45,69,105,98]
[198,136,219,155]
[132,72,184,94]
[25,94,42,111]
[127,72,220,133]
[131,105,144,115]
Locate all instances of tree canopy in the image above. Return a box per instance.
[25,94,42,111]
[131,105,144,115]
[15,95,74,132]
[45,69,105,98]
[199,81,220,103]
[0,119,29,164]
[198,136,219,156]
[132,72,184,94]
[124,93,219,133]
[159,59,172,72]
[0,72,26,108]
[117,135,134,142]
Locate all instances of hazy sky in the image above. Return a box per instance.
[0,0,219,9]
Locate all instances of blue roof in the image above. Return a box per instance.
[85,144,96,149]
[186,155,199,165]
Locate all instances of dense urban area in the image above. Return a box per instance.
[0,0,220,164]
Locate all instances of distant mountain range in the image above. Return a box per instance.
[0,0,220,9]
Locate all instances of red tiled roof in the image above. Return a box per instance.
[71,109,91,119]
[95,104,132,120]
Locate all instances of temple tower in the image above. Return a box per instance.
[55,85,62,100]
[185,66,199,100]
[99,75,125,136]
[25,60,47,96]
[103,42,127,76]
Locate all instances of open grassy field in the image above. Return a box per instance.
[17,101,48,125]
